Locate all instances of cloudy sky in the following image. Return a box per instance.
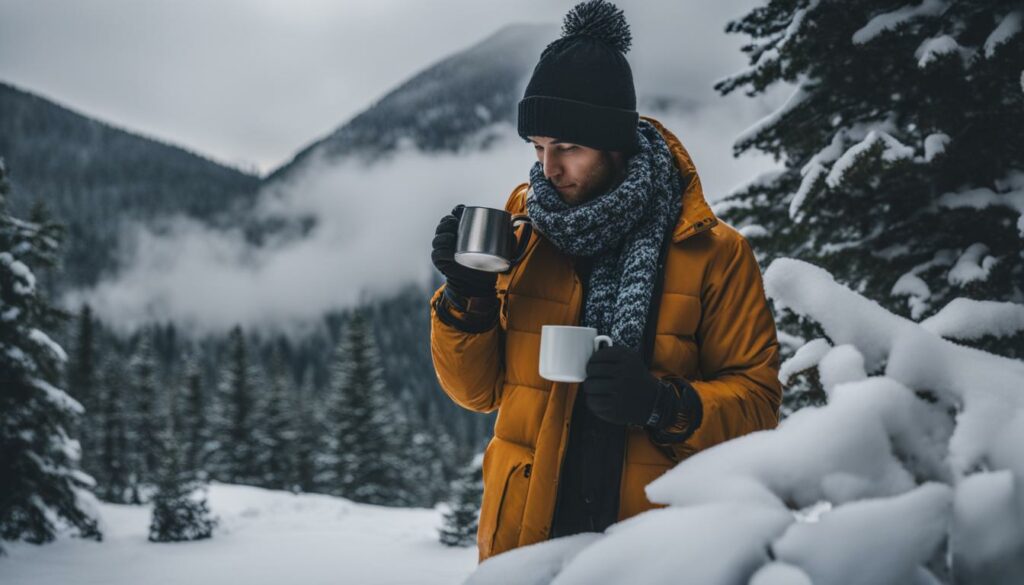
[0,0,774,175]
[2,0,792,336]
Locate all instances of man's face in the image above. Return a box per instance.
[528,136,626,206]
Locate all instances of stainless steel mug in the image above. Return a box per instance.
[454,206,533,273]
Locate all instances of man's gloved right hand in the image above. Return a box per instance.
[431,205,498,299]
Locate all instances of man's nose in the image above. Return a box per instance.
[542,151,561,181]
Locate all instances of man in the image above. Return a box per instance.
[429,0,781,563]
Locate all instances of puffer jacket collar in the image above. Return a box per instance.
[640,116,720,242]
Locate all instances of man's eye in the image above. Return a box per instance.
[561,146,577,152]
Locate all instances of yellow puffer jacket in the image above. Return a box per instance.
[430,116,782,562]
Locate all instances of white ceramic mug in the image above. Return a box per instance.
[538,325,613,383]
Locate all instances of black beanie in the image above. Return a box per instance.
[518,0,638,154]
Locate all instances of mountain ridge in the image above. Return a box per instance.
[0,81,262,289]
[0,80,260,179]
[263,23,557,184]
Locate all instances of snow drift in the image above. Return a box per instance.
[466,257,1024,585]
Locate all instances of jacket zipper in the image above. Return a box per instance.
[547,268,584,538]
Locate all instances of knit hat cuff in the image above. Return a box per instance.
[518,95,639,153]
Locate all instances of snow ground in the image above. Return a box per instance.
[0,483,477,585]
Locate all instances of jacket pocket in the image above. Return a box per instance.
[478,439,534,558]
[658,293,701,337]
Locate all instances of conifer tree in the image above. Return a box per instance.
[439,453,483,547]
[293,368,320,493]
[148,406,216,543]
[328,311,415,506]
[218,325,260,485]
[178,347,211,480]
[67,303,99,473]
[316,344,344,491]
[96,352,133,503]
[256,345,297,490]
[715,0,1024,362]
[406,412,459,507]
[388,403,433,506]
[0,160,100,552]
[128,330,161,494]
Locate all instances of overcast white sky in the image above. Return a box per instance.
[0,0,769,175]
[2,0,794,336]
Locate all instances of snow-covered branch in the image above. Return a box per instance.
[467,258,1024,584]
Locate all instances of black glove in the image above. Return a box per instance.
[431,205,498,299]
[582,345,666,427]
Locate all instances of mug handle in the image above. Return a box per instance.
[508,215,534,268]
[594,335,613,351]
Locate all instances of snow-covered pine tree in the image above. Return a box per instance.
[403,405,461,507]
[128,330,161,496]
[422,399,466,504]
[714,1,1024,379]
[316,340,346,491]
[389,401,434,506]
[328,310,416,506]
[148,407,216,542]
[420,424,460,506]
[178,346,211,480]
[0,160,100,552]
[96,351,133,503]
[256,344,297,490]
[215,325,261,485]
[293,368,321,493]
[67,303,100,475]
[439,452,483,547]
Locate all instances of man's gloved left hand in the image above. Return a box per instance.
[582,345,664,427]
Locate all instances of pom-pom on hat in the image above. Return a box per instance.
[518,0,639,153]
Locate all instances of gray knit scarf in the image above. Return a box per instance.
[526,119,683,350]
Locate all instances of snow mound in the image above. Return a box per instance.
[464,257,1024,585]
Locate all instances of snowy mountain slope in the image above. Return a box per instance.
[263,23,557,185]
[261,20,710,187]
[0,81,261,291]
[0,483,477,585]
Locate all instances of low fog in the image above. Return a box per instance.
[63,91,787,337]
